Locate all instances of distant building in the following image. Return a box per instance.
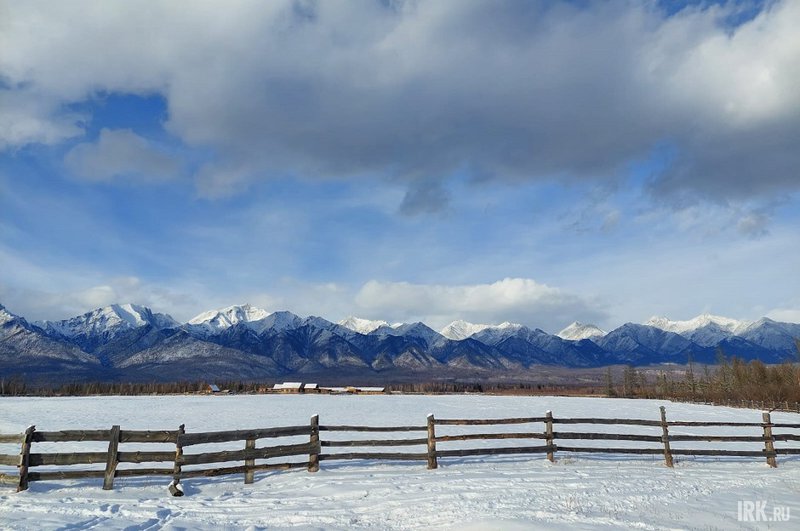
[272,382,304,393]
[356,387,385,394]
[206,384,220,393]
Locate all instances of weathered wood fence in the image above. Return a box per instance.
[1,407,798,496]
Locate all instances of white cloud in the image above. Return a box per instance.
[1,1,799,205]
[0,90,85,148]
[766,308,800,324]
[354,278,607,332]
[64,128,180,182]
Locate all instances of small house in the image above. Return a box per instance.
[272,382,305,393]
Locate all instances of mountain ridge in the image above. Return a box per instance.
[3,303,798,384]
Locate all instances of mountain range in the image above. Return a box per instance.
[1,303,798,384]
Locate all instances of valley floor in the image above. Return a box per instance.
[0,395,798,530]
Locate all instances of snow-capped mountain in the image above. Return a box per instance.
[557,322,607,341]
[738,318,800,353]
[0,304,17,326]
[646,314,747,334]
[37,304,178,340]
[2,304,100,368]
[371,322,446,348]
[440,320,494,340]
[4,301,800,383]
[644,314,800,352]
[470,322,526,346]
[186,305,300,335]
[338,316,390,335]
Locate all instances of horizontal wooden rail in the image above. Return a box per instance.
[319,452,428,461]
[551,432,663,442]
[671,449,777,457]
[435,417,547,426]
[0,473,19,485]
[436,445,553,458]
[119,430,179,443]
[33,430,110,442]
[554,418,662,426]
[321,438,428,447]
[558,446,665,455]
[0,454,19,466]
[775,448,800,454]
[179,426,310,446]
[435,432,547,442]
[29,452,107,466]
[320,425,427,432]
[118,451,176,463]
[667,435,766,442]
[0,434,22,444]
[179,462,307,479]
[28,470,106,481]
[666,421,766,427]
[180,442,315,466]
[770,423,800,429]
[115,467,175,477]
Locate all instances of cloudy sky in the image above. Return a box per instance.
[1,0,799,332]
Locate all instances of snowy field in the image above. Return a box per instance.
[1,394,799,530]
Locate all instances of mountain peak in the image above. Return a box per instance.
[440,320,492,340]
[556,322,606,341]
[188,304,271,327]
[36,303,178,339]
[645,314,747,335]
[186,305,302,335]
[338,316,390,335]
[0,304,18,326]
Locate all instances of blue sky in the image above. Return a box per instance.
[1,0,799,332]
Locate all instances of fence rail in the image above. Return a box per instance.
[1,406,798,496]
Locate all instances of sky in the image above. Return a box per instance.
[1,0,799,333]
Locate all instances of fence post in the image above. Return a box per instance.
[102,425,121,490]
[244,437,255,484]
[545,411,554,463]
[762,411,777,468]
[426,414,438,470]
[17,425,35,492]
[659,406,673,468]
[169,424,185,497]
[308,414,320,473]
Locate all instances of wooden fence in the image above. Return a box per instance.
[1,407,799,496]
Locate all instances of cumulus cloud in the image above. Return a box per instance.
[1,1,798,208]
[354,278,607,331]
[766,308,800,324]
[64,128,180,182]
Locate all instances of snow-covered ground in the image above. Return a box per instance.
[0,395,798,530]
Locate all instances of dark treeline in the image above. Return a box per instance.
[611,355,800,404]
[0,378,269,397]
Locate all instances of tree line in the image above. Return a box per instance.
[608,352,800,405]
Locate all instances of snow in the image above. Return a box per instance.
[556,322,607,341]
[440,320,494,340]
[645,314,748,335]
[186,305,301,335]
[187,303,272,329]
[1,395,798,530]
[338,316,390,335]
[36,304,178,338]
[0,304,16,326]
